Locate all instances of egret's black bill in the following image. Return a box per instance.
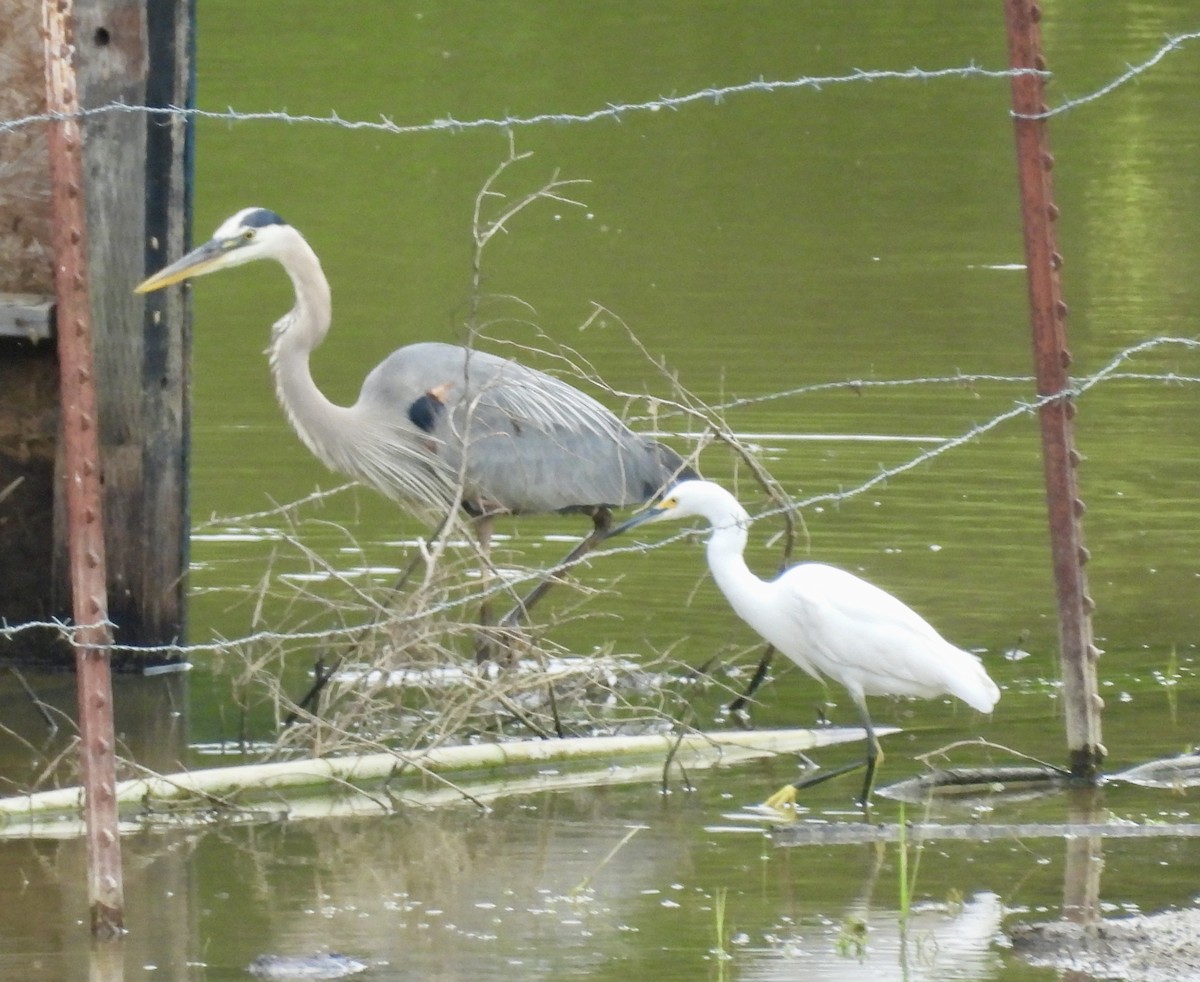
[607,504,666,538]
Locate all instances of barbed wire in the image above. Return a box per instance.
[1015,29,1200,120]
[695,370,1200,417]
[1,27,1194,141]
[5,335,1197,659]
[0,64,1043,139]
[770,336,1200,516]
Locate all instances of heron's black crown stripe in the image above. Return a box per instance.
[245,208,287,228]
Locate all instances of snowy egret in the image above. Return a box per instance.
[613,480,1000,808]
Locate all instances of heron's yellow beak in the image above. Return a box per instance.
[135,236,241,294]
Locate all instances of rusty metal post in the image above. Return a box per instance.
[1005,0,1104,782]
[42,0,125,935]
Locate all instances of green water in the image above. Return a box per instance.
[4,1,1200,978]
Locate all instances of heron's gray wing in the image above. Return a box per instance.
[359,342,680,515]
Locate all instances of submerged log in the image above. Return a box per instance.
[0,726,869,835]
[878,764,1073,802]
[772,820,1200,848]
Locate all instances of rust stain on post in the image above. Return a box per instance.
[1005,0,1104,781]
[42,0,125,935]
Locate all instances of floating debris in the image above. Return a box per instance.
[1009,907,1200,982]
[1003,629,1034,661]
[1109,754,1200,789]
[331,654,653,692]
[246,952,368,980]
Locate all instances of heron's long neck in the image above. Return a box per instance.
[267,238,354,473]
[703,505,765,619]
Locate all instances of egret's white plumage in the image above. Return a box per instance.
[615,480,1000,806]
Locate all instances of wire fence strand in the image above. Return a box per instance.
[1,28,1195,139]
[0,63,1047,139]
[1014,29,1200,119]
[3,28,1199,661]
[6,335,1197,659]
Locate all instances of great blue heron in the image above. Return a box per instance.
[136,207,693,634]
[613,480,1000,808]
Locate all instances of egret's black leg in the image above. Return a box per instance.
[763,698,884,813]
[776,758,868,796]
[856,705,883,808]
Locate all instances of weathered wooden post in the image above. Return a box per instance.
[1005,0,1105,782]
[0,0,193,666]
[77,0,193,661]
[0,4,60,662]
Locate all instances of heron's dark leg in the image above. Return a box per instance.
[727,645,776,722]
[283,654,341,728]
[496,507,613,629]
[475,514,496,627]
[474,515,501,665]
[389,509,455,596]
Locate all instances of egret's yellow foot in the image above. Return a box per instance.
[763,783,801,815]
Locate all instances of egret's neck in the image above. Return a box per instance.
[267,236,354,474]
[703,502,762,609]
